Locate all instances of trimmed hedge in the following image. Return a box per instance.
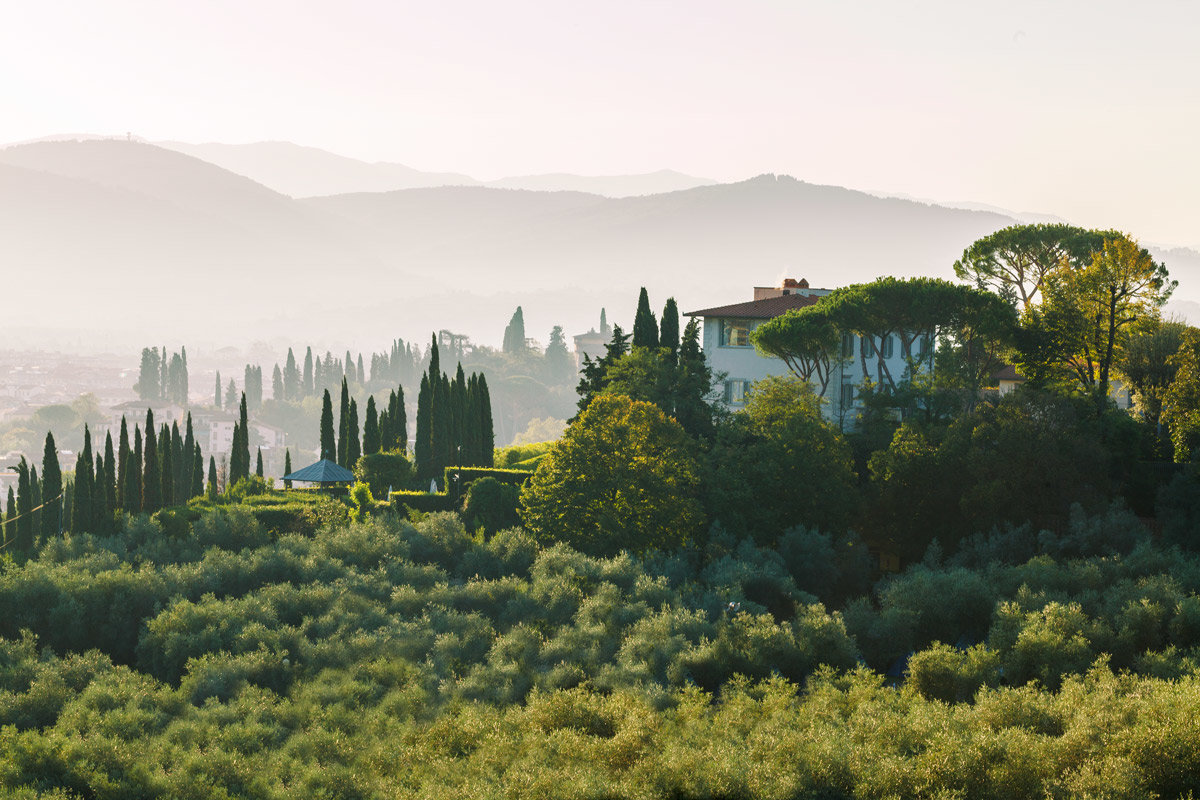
[443,466,533,501]
[391,490,454,513]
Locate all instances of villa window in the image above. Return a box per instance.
[881,335,894,359]
[841,332,855,358]
[840,379,855,410]
[724,379,751,404]
[719,319,754,347]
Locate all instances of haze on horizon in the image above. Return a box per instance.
[4,0,1199,249]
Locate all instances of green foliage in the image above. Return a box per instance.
[461,477,520,533]
[520,394,705,555]
[354,450,412,498]
[390,490,454,514]
[494,440,555,469]
[707,376,857,541]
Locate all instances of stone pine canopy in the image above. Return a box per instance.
[282,458,355,484]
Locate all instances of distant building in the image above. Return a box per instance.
[573,309,613,371]
[686,278,923,426]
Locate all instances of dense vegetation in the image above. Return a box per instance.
[2,224,1200,796]
[2,493,1200,797]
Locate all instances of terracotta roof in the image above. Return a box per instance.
[991,364,1024,382]
[685,293,821,319]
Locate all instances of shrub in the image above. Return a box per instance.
[355,451,412,498]
[461,478,520,534]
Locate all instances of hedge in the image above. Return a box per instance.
[443,466,533,501]
[390,490,455,513]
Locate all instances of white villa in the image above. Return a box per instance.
[686,278,921,423]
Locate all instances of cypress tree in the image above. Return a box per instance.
[237,393,250,483]
[29,466,41,545]
[214,371,222,408]
[284,348,300,400]
[463,375,481,466]
[255,448,264,478]
[284,449,293,489]
[159,423,173,508]
[429,335,440,384]
[345,350,355,384]
[182,413,195,501]
[41,432,63,541]
[103,432,116,516]
[363,396,380,455]
[478,374,494,466]
[142,411,161,513]
[129,426,143,515]
[503,307,527,354]
[357,354,365,386]
[303,347,314,397]
[192,446,204,499]
[415,373,432,482]
[632,287,659,348]
[319,389,336,461]
[347,398,361,467]
[159,345,168,400]
[116,418,129,510]
[451,364,467,463]
[94,453,110,534]
[378,405,392,452]
[170,422,183,503]
[72,426,95,533]
[225,379,237,410]
[207,456,217,498]
[431,374,452,478]
[660,297,680,354]
[337,378,350,467]
[394,384,407,454]
[4,487,14,545]
[14,473,31,546]
[272,364,284,402]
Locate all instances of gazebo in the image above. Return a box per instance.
[282,458,355,489]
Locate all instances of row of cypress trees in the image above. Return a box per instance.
[2,409,217,551]
[319,380,409,468]
[414,336,494,484]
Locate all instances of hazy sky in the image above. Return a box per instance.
[4,1,1198,246]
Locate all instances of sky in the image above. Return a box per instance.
[3,0,1199,247]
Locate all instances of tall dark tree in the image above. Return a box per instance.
[207,456,217,497]
[29,466,41,544]
[192,446,204,499]
[347,398,361,467]
[283,449,293,489]
[356,354,365,386]
[214,371,222,408]
[4,487,14,545]
[478,374,494,466]
[41,433,63,540]
[103,432,116,516]
[94,453,110,534]
[159,423,174,509]
[632,287,659,348]
[660,297,680,354]
[451,363,467,462]
[337,378,351,467]
[130,426,143,512]
[363,396,380,455]
[142,411,161,513]
[673,317,714,438]
[225,379,238,410]
[170,422,183,504]
[431,374,452,481]
[415,373,433,481]
[182,413,196,502]
[72,426,95,533]
[255,448,264,478]
[429,335,440,385]
[503,307,527,354]
[15,458,33,551]
[272,364,284,403]
[116,418,129,511]
[320,389,336,461]
[244,365,263,410]
[392,385,407,454]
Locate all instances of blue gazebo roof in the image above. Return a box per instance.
[283,459,355,484]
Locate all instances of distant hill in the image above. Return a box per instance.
[3,139,1197,348]
[157,140,478,198]
[155,140,716,199]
